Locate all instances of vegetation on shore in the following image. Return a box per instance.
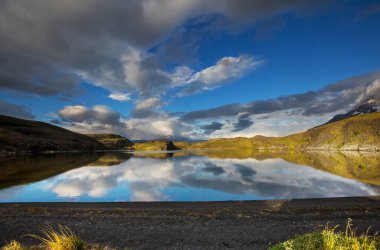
[2,227,82,250]
[2,220,378,250]
[30,225,85,250]
[270,219,379,250]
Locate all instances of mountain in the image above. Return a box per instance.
[0,115,105,153]
[326,98,380,124]
[181,111,380,151]
[1,102,379,153]
[86,134,134,150]
[133,140,180,151]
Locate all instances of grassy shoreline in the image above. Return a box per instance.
[1,197,380,249]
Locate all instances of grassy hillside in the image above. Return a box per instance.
[183,112,380,151]
[133,140,180,151]
[0,115,105,153]
[86,134,134,150]
[187,137,253,150]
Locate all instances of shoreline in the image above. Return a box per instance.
[1,196,380,249]
[1,147,380,156]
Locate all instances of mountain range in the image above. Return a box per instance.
[0,98,379,153]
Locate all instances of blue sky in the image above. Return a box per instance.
[0,0,380,140]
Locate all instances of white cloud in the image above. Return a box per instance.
[189,55,260,86]
[56,103,198,140]
[135,97,163,110]
[108,93,132,102]
[58,105,121,127]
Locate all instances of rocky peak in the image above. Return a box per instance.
[326,97,380,124]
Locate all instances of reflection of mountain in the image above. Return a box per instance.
[26,152,379,202]
[134,150,380,186]
[277,151,380,186]
[188,150,380,186]
[1,151,379,201]
[0,153,103,189]
[85,152,132,166]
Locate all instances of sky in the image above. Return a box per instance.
[0,0,380,140]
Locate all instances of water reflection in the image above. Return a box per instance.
[0,150,379,202]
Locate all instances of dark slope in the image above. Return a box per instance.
[0,115,105,153]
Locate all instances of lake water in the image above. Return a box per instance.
[0,150,380,202]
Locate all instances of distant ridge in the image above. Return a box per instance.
[325,98,380,125]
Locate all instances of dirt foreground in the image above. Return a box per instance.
[1,197,380,249]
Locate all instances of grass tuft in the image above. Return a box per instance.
[2,240,25,250]
[269,219,380,250]
[30,225,85,250]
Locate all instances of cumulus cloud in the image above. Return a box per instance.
[53,71,380,139]
[0,0,330,99]
[129,97,165,119]
[108,93,131,102]
[181,71,380,122]
[136,97,163,110]
[179,55,262,95]
[0,100,35,119]
[55,104,198,140]
[2,0,351,139]
[58,105,122,127]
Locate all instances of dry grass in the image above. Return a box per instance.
[30,225,85,250]
[270,219,380,250]
[2,240,25,250]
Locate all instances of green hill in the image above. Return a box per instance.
[0,115,105,153]
[183,112,380,151]
[86,134,134,150]
[133,140,180,151]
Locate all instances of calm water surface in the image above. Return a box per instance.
[0,150,379,202]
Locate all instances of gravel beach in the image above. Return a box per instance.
[1,196,380,249]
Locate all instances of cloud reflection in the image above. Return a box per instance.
[39,154,380,201]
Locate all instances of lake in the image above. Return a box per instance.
[0,150,380,202]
